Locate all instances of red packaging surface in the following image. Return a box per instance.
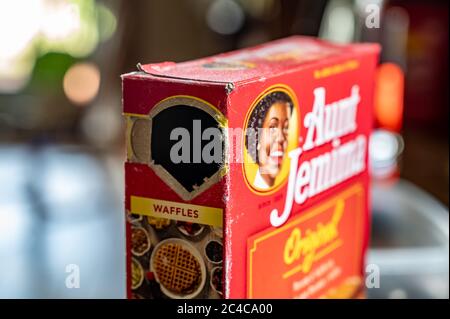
[122,36,380,299]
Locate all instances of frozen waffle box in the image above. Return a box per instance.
[122,36,380,299]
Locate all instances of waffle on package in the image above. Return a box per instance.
[122,36,380,299]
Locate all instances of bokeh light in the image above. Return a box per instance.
[206,0,245,35]
[320,0,355,44]
[41,1,81,41]
[63,62,100,105]
[374,63,404,132]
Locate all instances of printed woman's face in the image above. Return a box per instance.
[257,102,290,181]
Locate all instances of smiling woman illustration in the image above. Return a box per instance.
[245,91,294,190]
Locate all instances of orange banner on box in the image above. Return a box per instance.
[247,184,365,299]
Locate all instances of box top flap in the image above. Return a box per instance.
[134,36,380,84]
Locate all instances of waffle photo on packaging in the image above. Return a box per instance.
[122,36,380,299]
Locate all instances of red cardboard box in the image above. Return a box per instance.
[122,36,380,299]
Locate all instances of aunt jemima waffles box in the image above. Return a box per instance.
[122,36,380,299]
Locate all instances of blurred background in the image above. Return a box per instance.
[0,0,448,298]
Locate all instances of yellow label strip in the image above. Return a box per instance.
[130,196,223,227]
